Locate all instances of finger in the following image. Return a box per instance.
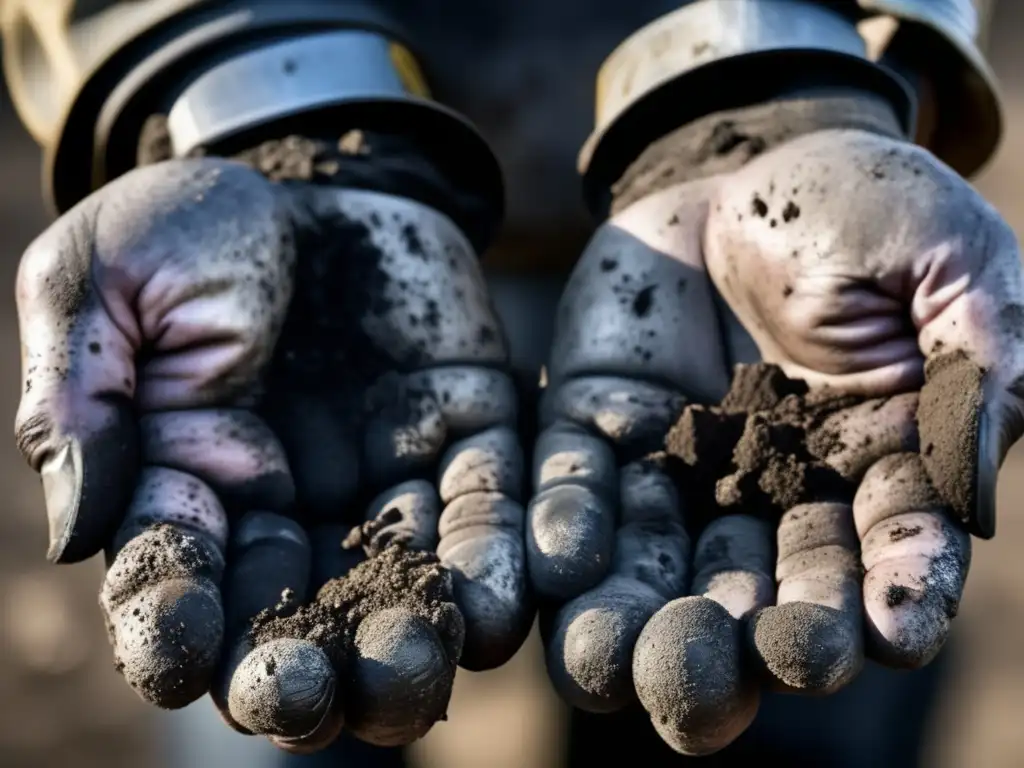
[634,515,773,756]
[14,160,292,562]
[210,513,328,751]
[228,484,443,751]
[541,377,687,458]
[140,409,295,514]
[543,458,688,713]
[361,364,526,672]
[855,453,970,668]
[346,607,456,748]
[14,220,138,562]
[437,425,532,670]
[338,483,460,747]
[748,502,863,694]
[356,479,441,555]
[528,422,618,601]
[99,467,227,709]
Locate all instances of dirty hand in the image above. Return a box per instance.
[530,125,1023,754]
[14,156,531,752]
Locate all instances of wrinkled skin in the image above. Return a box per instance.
[14,159,532,752]
[531,128,1024,754]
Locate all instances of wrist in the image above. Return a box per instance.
[610,89,903,216]
[134,27,501,254]
[580,0,915,218]
[138,123,494,256]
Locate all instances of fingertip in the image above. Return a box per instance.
[863,558,962,669]
[747,602,862,694]
[527,485,615,601]
[228,638,342,740]
[346,608,454,747]
[544,575,663,714]
[633,596,757,756]
[438,523,531,671]
[101,524,225,709]
[109,577,224,708]
[450,561,532,671]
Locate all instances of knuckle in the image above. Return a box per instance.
[541,376,685,456]
[407,367,517,434]
[439,426,523,503]
[438,491,523,542]
[534,423,617,496]
[14,409,53,470]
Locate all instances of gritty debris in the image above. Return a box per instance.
[660,363,862,525]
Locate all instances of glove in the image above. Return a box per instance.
[14,145,532,753]
[529,96,1023,755]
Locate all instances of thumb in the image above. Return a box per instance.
[914,198,1024,539]
[14,196,138,564]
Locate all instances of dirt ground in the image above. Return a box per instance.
[4,7,1024,768]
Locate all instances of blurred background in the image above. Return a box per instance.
[2,4,1024,768]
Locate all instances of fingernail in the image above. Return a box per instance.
[40,409,139,564]
[41,441,82,563]
[974,409,997,539]
[228,638,339,738]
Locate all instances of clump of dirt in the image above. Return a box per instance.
[245,535,464,743]
[250,542,463,675]
[918,350,984,529]
[661,363,863,523]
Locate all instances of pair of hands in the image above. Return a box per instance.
[15,124,1023,755]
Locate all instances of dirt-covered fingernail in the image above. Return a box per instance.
[41,411,139,563]
[634,596,758,756]
[228,637,343,740]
